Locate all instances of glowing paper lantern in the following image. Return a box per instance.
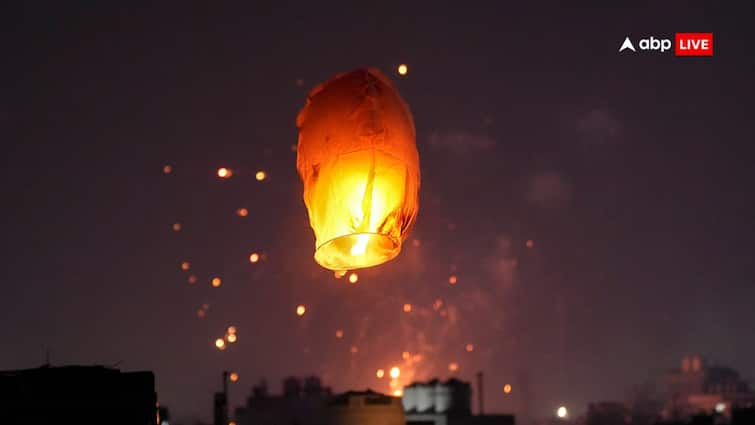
[296,68,420,271]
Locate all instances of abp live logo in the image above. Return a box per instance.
[619,33,713,57]
[675,33,713,56]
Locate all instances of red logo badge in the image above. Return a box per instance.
[675,33,713,56]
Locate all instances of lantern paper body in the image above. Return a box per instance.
[296,68,420,271]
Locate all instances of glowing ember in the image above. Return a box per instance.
[389,366,400,379]
[172,222,182,232]
[526,239,534,248]
[249,252,260,263]
[348,272,359,284]
[503,384,512,394]
[236,208,249,217]
[334,270,347,278]
[433,299,444,310]
[215,338,226,350]
[350,346,358,354]
[397,64,408,76]
[227,326,237,335]
[376,369,385,378]
[335,329,344,338]
[226,333,237,343]
[229,372,239,382]
[180,261,190,271]
[211,277,222,288]
[412,239,421,247]
[393,389,403,397]
[557,406,568,418]
[465,343,474,352]
[187,275,197,285]
[217,167,232,178]
[448,362,459,372]
[403,303,412,313]
[255,171,267,181]
[197,309,206,318]
[402,351,410,360]
[296,305,306,316]
[163,164,173,174]
[448,275,458,285]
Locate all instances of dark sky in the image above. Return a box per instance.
[2,2,754,423]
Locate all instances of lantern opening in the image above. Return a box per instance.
[315,232,399,271]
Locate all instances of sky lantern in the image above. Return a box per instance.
[296,68,420,271]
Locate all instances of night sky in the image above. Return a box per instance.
[2,2,755,423]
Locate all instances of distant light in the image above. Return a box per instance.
[448,275,458,285]
[217,167,232,179]
[229,372,239,382]
[163,164,173,174]
[187,275,197,285]
[236,208,249,217]
[403,303,412,313]
[397,64,408,76]
[172,222,182,232]
[390,366,401,379]
[215,338,226,350]
[557,406,568,419]
[335,329,344,338]
[197,309,206,318]
[334,270,347,279]
[226,333,237,343]
[180,261,190,271]
[402,351,410,360]
[433,299,444,310]
[348,272,359,284]
[465,343,474,352]
[526,239,534,249]
[229,422,236,425]
[211,277,222,288]
[227,326,237,335]
[715,402,726,413]
[255,171,266,181]
[350,345,358,354]
[448,362,459,372]
[393,389,403,397]
[503,384,512,394]
[249,252,260,263]
[376,369,385,378]
[296,305,306,316]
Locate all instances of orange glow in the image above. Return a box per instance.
[390,366,400,379]
[503,384,512,394]
[448,275,457,285]
[296,68,420,271]
[335,329,344,338]
[397,64,408,76]
[249,252,260,263]
[334,270,347,278]
[163,164,173,174]
[402,351,410,360]
[433,299,444,310]
[215,338,226,350]
[350,345,358,354]
[187,275,197,285]
[403,303,412,313]
[348,272,359,284]
[172,222,182,232]
[376,369,385,378]
[465,343,474,352]
[226,333,237,343]
[255,171,267,181]
[227,326,237,335]
[412,239,421,247]
[236,208,249,217]
[448,362,459,372]
[211,277,222,288]
[217,167,232,178]
[180,261,190,271]
[389,379,399,389]
[197,309,206,318]
[526,239,534,248]
[229,422,237,425]
[393,389,403,397]
[296,305,306,316]
[229,372,239,382]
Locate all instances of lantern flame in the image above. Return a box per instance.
[296,68,420,271]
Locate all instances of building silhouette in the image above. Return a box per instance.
[233,376,332,425]
[0,365,156,425]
